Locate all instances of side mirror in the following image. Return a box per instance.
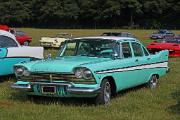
[112,53,118,60]
[46,53,52,59]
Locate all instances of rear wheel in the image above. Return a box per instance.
[23,41,29,46]
[95,79,111,105]
[147,75,158,89]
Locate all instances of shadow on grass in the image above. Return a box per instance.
[9,83,148,106]
[167,90,180,114]
[0,75,16,83]
[10,92,95,106]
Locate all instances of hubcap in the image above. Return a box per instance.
[24,41,29,46]
[104,82,111,103]
[150,76,157,89]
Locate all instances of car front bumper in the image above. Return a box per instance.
[11,81,101,97]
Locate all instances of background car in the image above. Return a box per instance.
[150,29,175,39]
[12,36,169,104]
[0,25,32,46]
[11,30,32,46]
[147,38,180,57]
[101,32,135,38]
[0,30,43,76]
[39,33,72,48]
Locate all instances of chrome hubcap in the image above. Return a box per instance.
[150,76,157,88]
[104,82,111,103]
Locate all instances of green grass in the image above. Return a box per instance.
[0,29,180,120]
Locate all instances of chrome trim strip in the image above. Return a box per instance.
[67,87,101,94]
[11,84,31,90]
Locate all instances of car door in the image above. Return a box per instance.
[115,41,141,90]
[131,42,150,85]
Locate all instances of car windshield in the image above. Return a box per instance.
[59,39,117,58]
[158,30,167,34]
[16,31,25,36]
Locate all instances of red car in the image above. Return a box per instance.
[147,38,180,57]
[0,25,32,46]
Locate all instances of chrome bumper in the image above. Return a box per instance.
[11,82,100,95]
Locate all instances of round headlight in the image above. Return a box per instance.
[23,69,30,76]
[15,67,24,76]
[74,68,93,79]
[83,69,93,79]
[14,66,30,77]
[74,68,83,78]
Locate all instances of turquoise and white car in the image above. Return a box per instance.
[0,30,44,76]
[11,36,169,104]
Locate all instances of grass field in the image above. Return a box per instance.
[0,29,180,120]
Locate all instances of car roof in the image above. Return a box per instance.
[0,30,20,46]
[0,30,16,40]
[74,36,138,42]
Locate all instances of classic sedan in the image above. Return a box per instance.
[11,36,169,104]
[150,29,175,39]
[0,30,43,76]
[39,33,72,48]
[147,38,180,57]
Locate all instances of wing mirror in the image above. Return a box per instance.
[46,53,52,59]
[112,53,118,60]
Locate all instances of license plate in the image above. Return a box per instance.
[42,86,56,94]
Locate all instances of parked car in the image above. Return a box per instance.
[11,36,169,104]
[39,33,72,48]
[150,29,175,39]
[0,30,43,76]
[101,32,135,38]
[12,30,32,46]
[147,38,180,57]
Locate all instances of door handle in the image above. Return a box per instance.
[135,59,138,62]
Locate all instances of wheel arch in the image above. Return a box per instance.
[148,73,159,81]
[102,76,117,96]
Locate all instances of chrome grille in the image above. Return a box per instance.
[20,73,95,84]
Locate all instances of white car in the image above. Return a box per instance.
[39,33,72,48]
[0,30,44,76]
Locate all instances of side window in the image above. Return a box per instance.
[121,42,132,58]
[142,47,149,56]
[63,42,76,56]
[0,36,18,48]
[132,42,143,57]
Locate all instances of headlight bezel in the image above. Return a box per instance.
[14,66,30,77]
[73,67,93,80]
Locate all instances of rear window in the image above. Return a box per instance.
[0,35,18,48]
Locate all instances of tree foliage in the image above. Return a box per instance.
[0,0,179,28]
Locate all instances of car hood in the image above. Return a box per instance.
[147,42,180,50]
[18,56,111,73]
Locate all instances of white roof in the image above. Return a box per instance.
[0,30,16,40]
[75,36,137,41]
[0,30,20,46]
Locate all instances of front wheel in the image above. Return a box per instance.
[147,75,158,89]
[95,79,111,105]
